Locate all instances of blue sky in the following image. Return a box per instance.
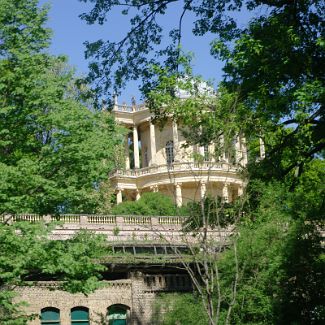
[40,0,251,103]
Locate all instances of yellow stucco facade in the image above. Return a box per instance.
[109,102,247,206]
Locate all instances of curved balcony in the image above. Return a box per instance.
[110,161,243,189]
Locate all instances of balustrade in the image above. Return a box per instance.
[110,161,238,178]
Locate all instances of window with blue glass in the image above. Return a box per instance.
[107,304,129,325]
[71,307,89,325]
[40,307,60,325]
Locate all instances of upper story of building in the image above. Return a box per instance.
[109,99,248,206]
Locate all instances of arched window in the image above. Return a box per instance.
[40,307,60,325]
[165,140,174,165]
[107,304,129,325]
[71,307,89,325]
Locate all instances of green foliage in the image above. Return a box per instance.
[0,0,122,214]
[153,293,208,325]
[184,196,241,230]
[111,192,188,216]
[81,0,324,179]
[0,221,109,324]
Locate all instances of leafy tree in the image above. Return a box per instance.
[0,0,123,215]
[153,293,209,325]
[81,0,324,177]
[0,221,108,324]
[111,192,188,216]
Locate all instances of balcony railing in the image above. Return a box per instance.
[1,214,187,226]
[113,103,148,113]
[110,161,239,177]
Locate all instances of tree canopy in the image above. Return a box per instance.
[0,0,123,215]
[81,0,324,178]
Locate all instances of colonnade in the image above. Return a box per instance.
[124,122,248,171]
[116,182,244,206]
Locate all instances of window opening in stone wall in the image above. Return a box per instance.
[71,306,89,325]
[107,304,129,325]
[165,140,174,165]
[144,147,148,167]
[41,307,60,325]
[204,145,209,161]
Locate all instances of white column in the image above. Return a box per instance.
[259,137,265,160]
[135,189,141,201]
[235,135,242,164]
[222,183,229,203]
[116,188,123,204]
[238,185,243,197]
[172,121,178,160]
[199,146,205,156]
[220,134,228,162]
[210,143,216,162]
[149,122,156,165]
[242,136,248,166]
[133,126,140,168]
[125,133,130,169]
[175,183,182,207]
[200,181,206,200]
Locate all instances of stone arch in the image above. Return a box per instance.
[40,307,60,325]
[107,304,131,325]
[71,306,89,325]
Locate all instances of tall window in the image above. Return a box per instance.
[204,145,209,161]
[41,307,60,325]
[144,148,148,167]
[71,307,89,325]
[165,140,174,165]
[107,304,129,325]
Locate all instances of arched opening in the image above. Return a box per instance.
[107,304,130,325]
[40,307,60,325]
[71,306,89,325]
[165,140,174,165]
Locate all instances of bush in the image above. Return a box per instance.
[111,192,188,216]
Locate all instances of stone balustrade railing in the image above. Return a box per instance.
[1,213,234,244]
[0,213,187,226]
[110,161,239,178]
[113,103,148,113]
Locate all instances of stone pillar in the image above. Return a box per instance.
[172,121,178,160]
[125,133,130,169]
[199,146,205,157]
[175,183,182,207]
[235,135,242,164]
[151,185,159,192]
[133,125,140,168]
[210,143,216,162]
[238,185,244,197]
[222,183,229,202]
[259,137,265,160]
[220,134,228,162]
[135,189,141,201]
[242,136,248,166]
[116,188,123,204]
[200,181,206,199]
[149,122,156,165]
